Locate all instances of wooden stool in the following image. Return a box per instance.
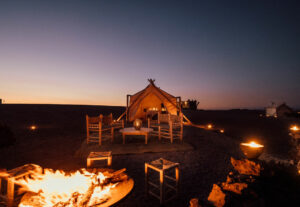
[87,151,112,168]
[0,164,42,207]
[145,158,179,204]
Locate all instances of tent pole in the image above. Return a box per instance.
[126,95,130,122]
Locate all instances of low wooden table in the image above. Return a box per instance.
[87,151,112,167]
[119,127,153,144]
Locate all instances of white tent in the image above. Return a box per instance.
[265,102,277,117]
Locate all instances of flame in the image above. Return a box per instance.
[241,141,264,148]
[17,168,116,207]
[290,125,299,131]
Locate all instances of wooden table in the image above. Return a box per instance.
[87,151,112,168]
[119,127,153,144]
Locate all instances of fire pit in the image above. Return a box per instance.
[240,141,264,159]
[3,165,133,207]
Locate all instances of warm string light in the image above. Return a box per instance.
[30,125,37,130]
[207,124,212,129]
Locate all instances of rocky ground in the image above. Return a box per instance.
[0,104,300,206]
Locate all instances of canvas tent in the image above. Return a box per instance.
[276,103,294,118]
[126,79,181,122]
[265,102,277,117]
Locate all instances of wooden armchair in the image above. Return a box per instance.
[86,114,114,145]
[86,113,124,145]
[111,115,124,130]
[170,113,183,142]
[148,113,183,143]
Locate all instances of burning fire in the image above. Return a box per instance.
[16,167,117,207]
[290,125,299,132]
[241,141,264,148]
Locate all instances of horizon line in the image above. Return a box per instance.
[0,102,281,111]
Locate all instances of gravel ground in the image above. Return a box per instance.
[1,104,299,206]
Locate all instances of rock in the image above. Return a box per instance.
[189,198,200,207]
[221,182,248,195]
[231,157,260,176]
[259,153,294,166]
[207,184,226,207]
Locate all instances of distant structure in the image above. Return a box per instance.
[265,102,295,118]
[181,101,189,109]
[265,102,277,117]
[181,99,199,110]
[276,103,294,118]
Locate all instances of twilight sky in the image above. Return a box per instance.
[0,0,299,109]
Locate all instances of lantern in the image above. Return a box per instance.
[240,141,264,159]
[290,125,299,132]
[30,125,37,130]
[207,124,213,129]
[133,119,142,130]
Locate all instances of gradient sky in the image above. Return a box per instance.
[0,0,299,109]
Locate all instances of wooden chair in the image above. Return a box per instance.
[86,114,114,145]
[148,113,183,143]
[111,115,124,131]
[170,113,183,142]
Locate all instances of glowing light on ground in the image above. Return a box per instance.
[290,125,299,132]
[241,141,264,148]
[30,125,37,130]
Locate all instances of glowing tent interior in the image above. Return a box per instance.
[125,79,182,122]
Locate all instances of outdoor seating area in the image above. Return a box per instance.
[86,113,124,145]
[86,112,184,146]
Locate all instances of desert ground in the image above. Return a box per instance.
[1,104,300,207]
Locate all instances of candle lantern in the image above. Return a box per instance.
[240,141,264,159]
[133,119,142,130]
[290,125,299,132]
[290,125,300,139]
[30,125,37,130]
